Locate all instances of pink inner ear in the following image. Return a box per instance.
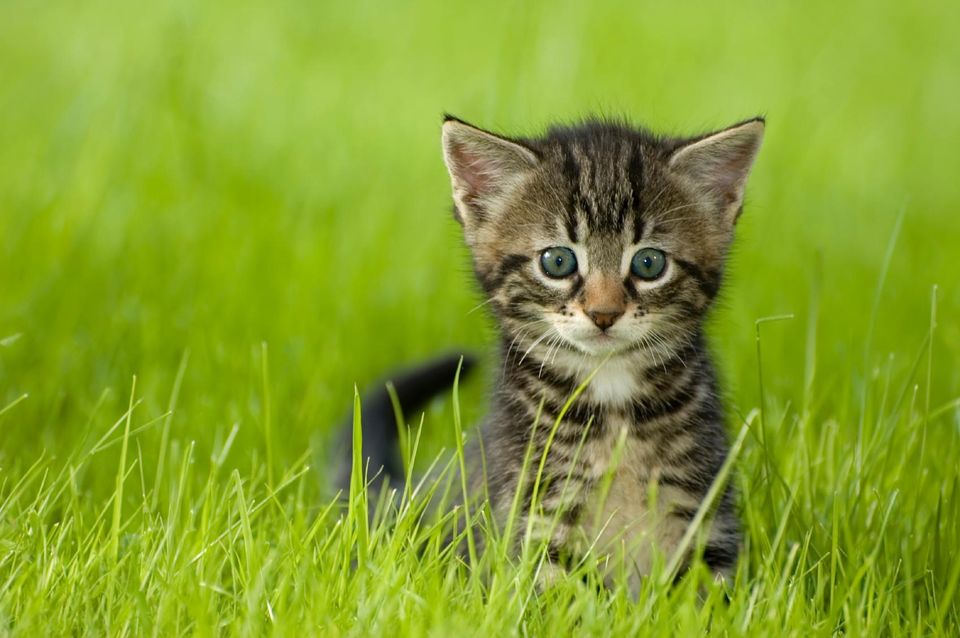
[709,153,751,205]
[449,142,493,201]
[715,140,758,196]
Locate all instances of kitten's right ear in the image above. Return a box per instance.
[668,118,765,226]
[441,116,539,227]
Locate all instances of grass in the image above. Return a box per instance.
[1,0,959,634]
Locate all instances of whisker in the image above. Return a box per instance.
[538,334,561,378]
[652,203,701,228]
[549,335,566,366]
[519,328,554,366]
[466,297,497,315]
[645,185,670,211]
[502,319,544,375]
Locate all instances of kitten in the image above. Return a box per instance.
[340,114,764,592]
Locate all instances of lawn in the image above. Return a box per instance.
[1,0,959,634]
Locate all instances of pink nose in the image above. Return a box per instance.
[587,309,624,331]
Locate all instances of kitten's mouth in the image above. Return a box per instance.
[550,319,646,357]
[567,331,630,356]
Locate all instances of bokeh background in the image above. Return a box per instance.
[2,0,957,469]
[1,0,959,630]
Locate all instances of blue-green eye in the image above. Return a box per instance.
[539,247,578,278]
[630,248,667,280]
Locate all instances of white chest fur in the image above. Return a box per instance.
[550,350,649,407]
[585,360,640,406]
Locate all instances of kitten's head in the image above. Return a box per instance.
[441,116,764,359]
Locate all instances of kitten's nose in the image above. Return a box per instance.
[587,308,624,331]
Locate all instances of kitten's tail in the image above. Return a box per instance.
[333,353,477,498]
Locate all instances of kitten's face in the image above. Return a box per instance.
[442,118,764,360]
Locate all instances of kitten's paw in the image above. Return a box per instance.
[535,560,569,592]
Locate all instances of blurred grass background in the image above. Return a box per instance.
[0,0,959,633]
[2,0,957,467]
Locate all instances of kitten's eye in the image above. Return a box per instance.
[539,247,578,278]
[630,248,667,280]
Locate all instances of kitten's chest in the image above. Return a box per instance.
[575,415,658,521]
[571,416,695,574]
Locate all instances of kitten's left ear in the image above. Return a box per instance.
[441,116,539,228]
[668,118,765,225]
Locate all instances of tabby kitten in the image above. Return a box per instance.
[346,114,764,592]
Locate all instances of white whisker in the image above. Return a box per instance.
[519,329,554,366]
[466,297,497,315]
[539,334,562,378]
[646,185,670,210]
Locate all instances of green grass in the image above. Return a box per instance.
[1,0,959,634]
